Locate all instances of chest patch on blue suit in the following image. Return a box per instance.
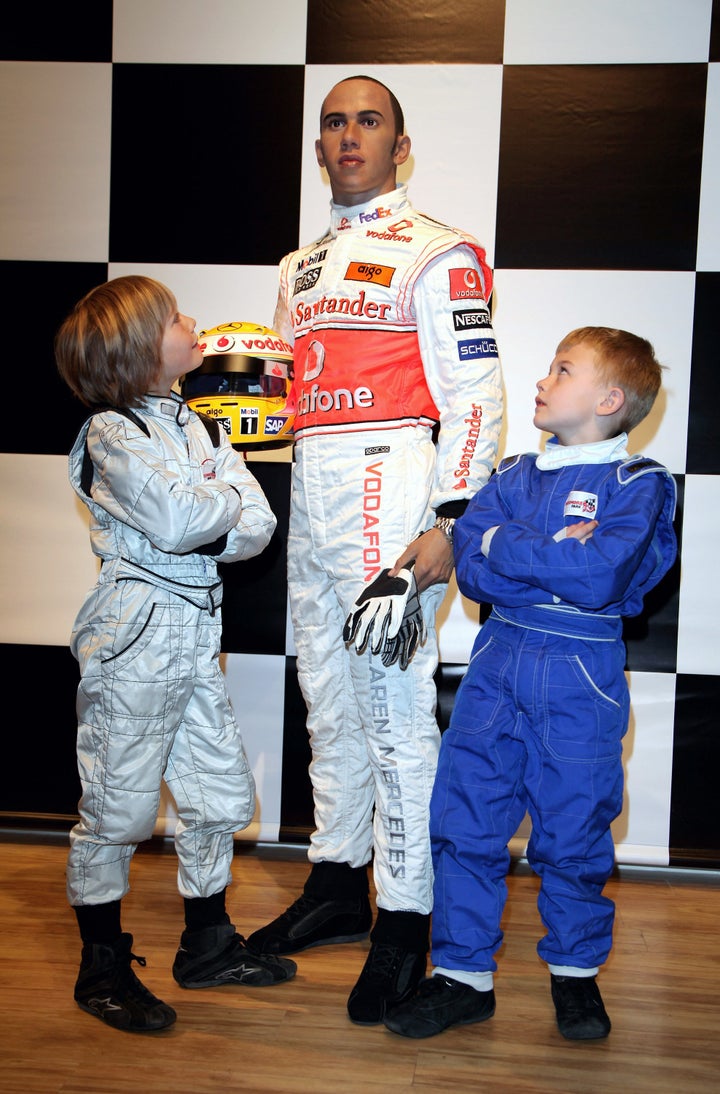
[564,491,598,518]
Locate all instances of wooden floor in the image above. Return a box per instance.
[0,838,718,1094]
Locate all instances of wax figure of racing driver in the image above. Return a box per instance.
[246,74,504,1026]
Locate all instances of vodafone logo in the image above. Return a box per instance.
[449,267,486,301]
[302,340,325,381]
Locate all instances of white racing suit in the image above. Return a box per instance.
[65,393,276,906]
[274,184,503,913]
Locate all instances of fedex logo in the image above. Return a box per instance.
[359,205,392,223]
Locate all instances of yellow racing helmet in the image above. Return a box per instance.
[181,321,295,448]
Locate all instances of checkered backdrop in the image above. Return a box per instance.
[1,0,718,869]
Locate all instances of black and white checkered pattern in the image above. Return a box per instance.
[1,0,718,868]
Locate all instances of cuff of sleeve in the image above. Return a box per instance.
[481,525,499,557]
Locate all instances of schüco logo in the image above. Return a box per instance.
[345,261,395,286]
[457,338,498,360]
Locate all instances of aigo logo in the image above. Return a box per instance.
[449,267,486,301]
[345,261,395,286]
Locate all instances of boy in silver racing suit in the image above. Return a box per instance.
[246,76,503,1026]
[56,275,296,1034]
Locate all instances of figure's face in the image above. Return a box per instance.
[315,78,410,206]
[534,341,616,446]
[151,301,203,395]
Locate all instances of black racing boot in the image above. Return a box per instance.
[347,909,429,1026]
[550,973,611,1040]
[246,861,372,956]
[173,921,296,988]
[74,933,176,1032]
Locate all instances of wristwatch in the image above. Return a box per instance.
[433,516,456,542]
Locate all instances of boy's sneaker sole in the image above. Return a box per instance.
[384,974,495,1039]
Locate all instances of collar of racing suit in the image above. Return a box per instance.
[536,433,630,470]
[328,182,408,237]
[137,390,191,426]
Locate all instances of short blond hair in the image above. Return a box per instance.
[55,275,175,408]
[557,326,663,434]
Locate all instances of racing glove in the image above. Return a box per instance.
[343,562,426,669]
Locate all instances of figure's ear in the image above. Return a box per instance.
[597,386,626,418]
[393,134,411,166]
[315,138,325,168]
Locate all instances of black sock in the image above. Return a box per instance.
[74,900,122,945]
[183,889,228,932]
[304,861,370,899]
[371,908,430,952]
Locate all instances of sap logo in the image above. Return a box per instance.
[264,416,286,435]
[453,309,491,331]
[457,338,498,360]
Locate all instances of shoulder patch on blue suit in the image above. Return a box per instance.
[617,456,668,484]
[497,453,522,474]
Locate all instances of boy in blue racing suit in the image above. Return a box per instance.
[384,327,677,1042]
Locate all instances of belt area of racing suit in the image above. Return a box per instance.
[112,556,223,615]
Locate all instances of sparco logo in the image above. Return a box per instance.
[453,309,492,331]
[293,267,322,295]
